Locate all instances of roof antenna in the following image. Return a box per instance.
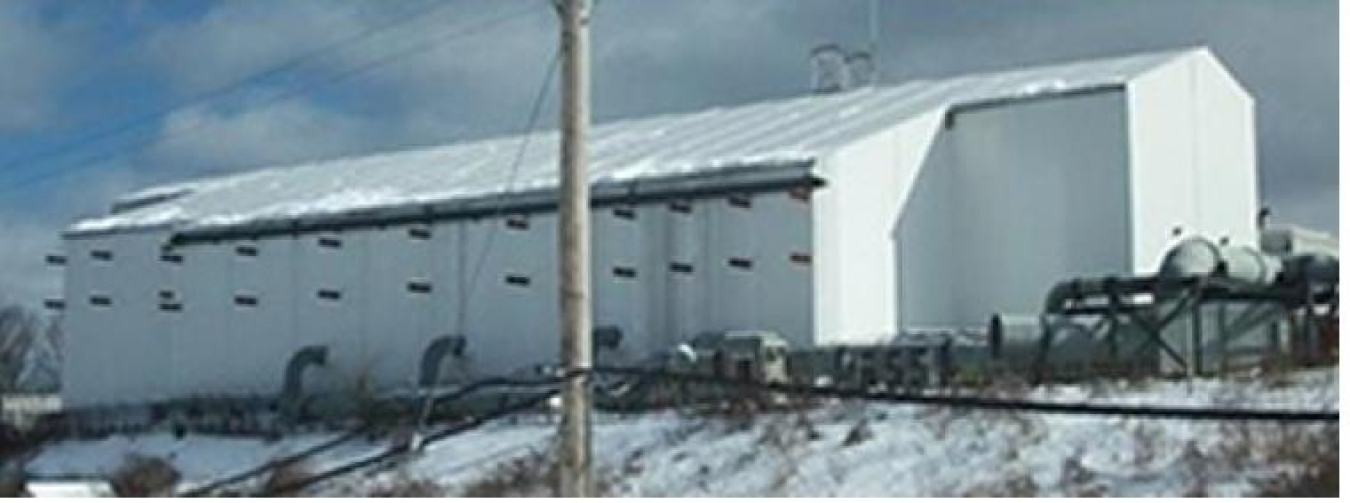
[868,0,882,81]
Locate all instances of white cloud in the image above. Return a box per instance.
[0,1,76,131]
[143,95,379,173]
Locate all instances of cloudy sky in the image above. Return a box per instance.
[0,0,1337,307]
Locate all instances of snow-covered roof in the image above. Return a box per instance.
[70,47,1202,236]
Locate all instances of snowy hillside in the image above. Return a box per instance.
[20,368,1338,497]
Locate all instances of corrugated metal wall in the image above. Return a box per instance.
[61,191,813,407]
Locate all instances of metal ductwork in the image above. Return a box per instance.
[280,345,328,418]
[594,326,623,351]
[419,335,467,387]
[1157,237,1283,286]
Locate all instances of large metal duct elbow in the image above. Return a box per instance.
[280,345,328,415]
[419,335,466,388]
[1158,237,1222,279]
[1157,237,1283,286]
[1219,245,1284,285]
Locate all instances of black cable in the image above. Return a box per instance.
[0,2,539,193]
[176,428,368,497]
[593,366,1339,423]
[256,390,557,496]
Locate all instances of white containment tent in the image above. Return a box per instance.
[56,47,1258,407]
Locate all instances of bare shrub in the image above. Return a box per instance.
[461,448,555,497]
[841,417,873,447]
[1257,425,1338,497]
[109,454,181,497]
[962,472,1039,497]
[1179,441,1210,497]
[1058,450,1105,497]
[0,465,27,497]
[1130,424,1162,468]
[365,472,445,497]
[261,459,313,496]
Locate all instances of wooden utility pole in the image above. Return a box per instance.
[556,0,593,497]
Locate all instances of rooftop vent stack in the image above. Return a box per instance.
[811,44,877,93]
[846,50,876,87]
[811,44,852,93]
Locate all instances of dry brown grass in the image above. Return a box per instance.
[364,472,446,497]
[1256,425,1338,497]
[460,448,556,497]
[109,454,180,497]
[260,459,313,496]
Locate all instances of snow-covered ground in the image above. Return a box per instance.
[19,368,1338,497]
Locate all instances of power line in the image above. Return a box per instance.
[0,0,454,176]
[0,2,539,193]
[456,47,561,331]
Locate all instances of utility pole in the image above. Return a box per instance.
[556,0,593,497]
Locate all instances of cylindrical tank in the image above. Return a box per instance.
[1158,237,1282,285]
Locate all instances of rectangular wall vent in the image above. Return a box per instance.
[90,250,114,261]
[613,266,637,279]
[317,289,342,301]
[161,253,184,264]
[233,294,259,307]
[505,274,531,287]
[728,257,753,270]
[408,226,432,240]
[789,252,812,265]
[44,255,66,266]
[407,281,433,294]
[670,262,695,274]
[318,236,342,249]
[728,195,752,209]
[89,295,112,307]
[506,216,530,230]
[612,207,636,220]
[236,245,259,257]
[159,302,183,312]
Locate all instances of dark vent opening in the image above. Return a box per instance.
[45,255,66,266]
[91,250,114,261]
[670,262,694,274]
[505,274,531,287]
[728,257,754,270]
[43,299,65,311]
[506,216,530,230]
[158,290,176,301]
[318,289,342,301]
[318,236,343,249]
[613,207,636,220]
[789,252,812,265]
[728,195,752,209]
[669,201,692,214]
[407,281,433,294]
[89,295,112,307]
[236,245,258,257]
[234,295,259,307]
[161,253,184,264]
[613,266,637,279]
[408,227,433,240]
[159,302,183,312]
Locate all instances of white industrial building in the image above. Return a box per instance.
[56,47,1258,407]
